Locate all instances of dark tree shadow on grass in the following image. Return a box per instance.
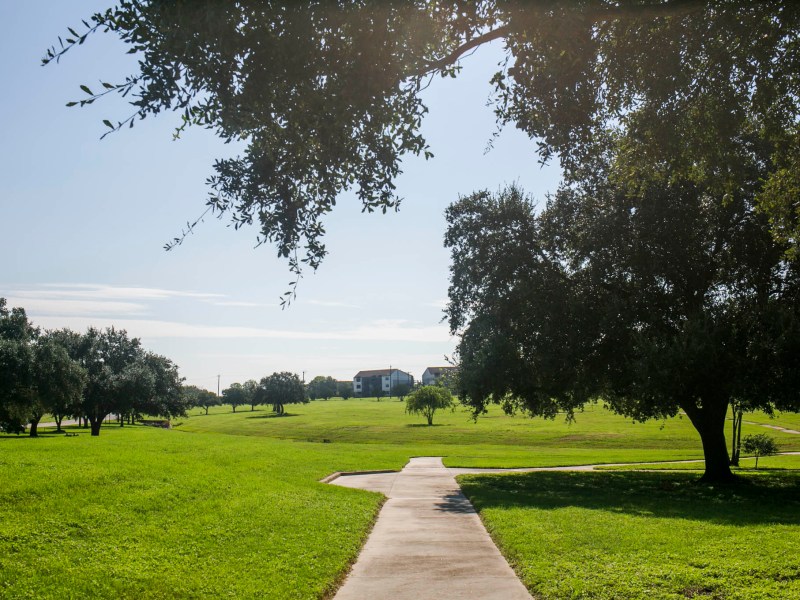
[405,423,447,428]
[245,413,300,420]
[457,470,800,526]
[0,428,86,441]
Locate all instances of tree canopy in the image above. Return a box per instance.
[183,384,220,415]
[28,334,88,436]
[446,179,800,482]
[307,375,338,401]
[405,385,454,426]
[1,299,185,436]
[260,372,307,416]
[222,382,248,413]
[45,2,800,298]
[0,299,37,433]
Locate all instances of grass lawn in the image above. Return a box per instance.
[458,470,800,600]
[177,399,800,467]
[2,398,799,598]
[0,426,410,599]
[738,409,800,431]
[597,453,800,472]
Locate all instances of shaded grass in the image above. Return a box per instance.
[458,470,800,600]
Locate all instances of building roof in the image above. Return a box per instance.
[354,368,410,378]
[424,366,457,375]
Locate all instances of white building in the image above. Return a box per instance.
[421,366,457,386]
[353,368,414,397]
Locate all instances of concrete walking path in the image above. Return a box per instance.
[330,457,533,600]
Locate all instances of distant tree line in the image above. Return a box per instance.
[0,299,188,437]
[212,372,308,416]
[197,374,362,416]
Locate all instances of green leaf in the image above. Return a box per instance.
[79,84,93,95]
[103,119,114,129]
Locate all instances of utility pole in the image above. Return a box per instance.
[302,371,305,383]
[217,374,220,397]
[389,364,392,398]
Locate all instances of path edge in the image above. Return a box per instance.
[319,469,397,484]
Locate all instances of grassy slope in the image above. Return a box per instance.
[740,409,800,430]
[0,427,411,599]
[459,470,800,600]
[3,399,799,598]
[176,399,800,467]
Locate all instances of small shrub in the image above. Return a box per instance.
[741,433,779,469]
[405,386,454,426]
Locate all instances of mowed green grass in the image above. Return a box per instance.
[742,409,800,431]
[3,398,799,598]
[459,470,800,600]
[598,453,800,471]
[0,426,412,599]
[177,399,800,467]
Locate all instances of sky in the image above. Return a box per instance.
[0,2,561,391]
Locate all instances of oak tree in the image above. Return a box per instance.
[307,375,338,401]
[260,372,307,416]
[446,182,800,482]
[45,3,800,297]
[222,382,247,413]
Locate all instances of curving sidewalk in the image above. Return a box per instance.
[329,457,533,600]
[327,452,800,598]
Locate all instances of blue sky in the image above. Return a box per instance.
[1,2,560,390]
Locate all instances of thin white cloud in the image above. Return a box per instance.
[306,299,361,309]
[208,300,274,308]
[3,297,147,316]
[25,283,223,300]
[424,298,448,309]
[28,315,452,343]
[2,283,240,318]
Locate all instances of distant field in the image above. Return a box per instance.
[176,398,800,467]
[3,398,799,598]
[741,409,800,431]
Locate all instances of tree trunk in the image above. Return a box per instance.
[29,415,42,437]
[55,415,63,433]
[736,413,743,463]
[683,399,735,483]
[89,415,104,436]
[204,406,209,415]
[730,408,741,466]
[119,413,124,427]
[232,405,237,413]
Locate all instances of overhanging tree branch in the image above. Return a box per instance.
[415,0,706,76]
